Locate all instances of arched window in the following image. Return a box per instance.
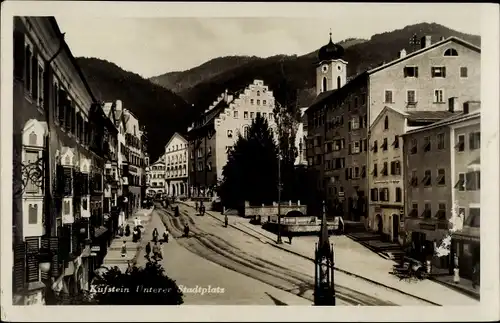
[322,77,327,92]
[444,48,458,56]
[337,76,341,89]
[384,116,389,130]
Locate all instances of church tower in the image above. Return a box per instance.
[316,31,348,95]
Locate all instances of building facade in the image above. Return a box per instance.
[402,103,480,272]
[294,107,308,166]
[306,34,480,222]
[146,157,165,197]
[123,110,146,214]
[12,17,111,305]
[449,103,481,280]
[187,81,277,197]
[164,132,189,197]
[367,106,454,243]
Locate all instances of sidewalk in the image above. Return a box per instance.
[181,201,479,306]
[102,208,154,272]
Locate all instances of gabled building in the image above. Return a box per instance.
[368,105,455,244]
[306,34,480,221]
[164,132,189,197]
[187,81,277,197]
[146,157,165,197]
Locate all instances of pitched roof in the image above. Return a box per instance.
[164,132,188,149]
[189,99,230,132]
[405,110,456,122]
[310,89,337,107]
[403,110,480,136]
[368,36,481,75]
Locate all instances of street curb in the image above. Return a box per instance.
[428,276,480,301]
[178,202,441,306]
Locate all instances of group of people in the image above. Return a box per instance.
[145,227,170,261]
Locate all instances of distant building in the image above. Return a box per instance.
[187,80,277,197]
[146,157,165,197]
[368,105,454,244]
[401,102,480,273]
[306,34,480,221]
[164,132,189,197]
[123,110,146,214]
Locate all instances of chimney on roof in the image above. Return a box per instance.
[440,36,445,41]
[448,97,459,113]
[463,101,481,114]
[223,89,228,102]
[420,35,432,49]
[398,49,407,58]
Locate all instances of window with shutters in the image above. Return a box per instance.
[353,141,360,154]
[469,132,480,150]
[465,171,480,190]
[465,208,480,228]
[372,140,378,153]
[351,117,360,130]
[379,188,389,202]
[431,66,446,78]
[370,188,379,202]
[381,162,388,176]
[434,89,444,103]
[436,169,445,186]
[407,90,417,104]
[28,204,38,224]
[410,138,418,154]
[25,237,40,283]
[392,135,400,149]
[382,138,388,151]
[384,90,393,104]
[395,187,402,202]
[456,134,465,151]
[423,136,431,152]
[372,163,378,177]
[423,203,432,218]
[422,169,432,187]
[353,166,360,178]
[24,150,42,194]
[37,59,44,108]
[437,133,445,149]
[404,66,418,78]
[24,40,33,94]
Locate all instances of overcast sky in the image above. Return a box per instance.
[52,3,482,79]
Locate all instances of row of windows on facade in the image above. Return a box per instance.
[371,161,402,177]
[150,173,164,179]
[125,133,142,150]
[308,138,369,166]
[150,165,165,171]
[385,88,457,105]
[310,110,368,131]
[195,146,212,158]
[407,202,480,228]
[193,161,213,172]
[370,187,403,203]
[309,94,367,128]
[401,65,469,80]
[167,143,187,152]
[409,131,480,154]
[234,110,274,121]
[167,153,187,164]
[408,168,480,191]
[372,135,401,153]
[128,153,144,168]
[19,36,110,153]
[166,167,187,177]
[128,174,141,186]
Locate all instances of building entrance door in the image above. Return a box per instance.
[392,214,399,241]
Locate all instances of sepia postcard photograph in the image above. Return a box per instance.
[1,1,499,322]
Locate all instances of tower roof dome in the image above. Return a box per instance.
[318,31,345,62]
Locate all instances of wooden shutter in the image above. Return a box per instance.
[58,90,66,124]
[58,225,71,261]
[348,143,352,155]
[50,237,60,277]
[415,67,419,78]
[13,30,25,80]
[31,55,38,100]
[403,67,408,78]
[13,242,26,292]
[442,67,446,78]
[345,169,349,180]
[40,237,50,280]
[25,237,40,283]
[63,167,73,196]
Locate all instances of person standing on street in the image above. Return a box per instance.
[121,241,127,258]
[152,241,160,261]
[145,241,151,260]
[163,229,169,243]
[287,231,293,244]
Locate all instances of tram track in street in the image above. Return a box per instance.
[155,207,397,306]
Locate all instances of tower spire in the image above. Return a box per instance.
[318,201,330,253]
[329,28,332,42]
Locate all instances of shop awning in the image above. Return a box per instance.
[467,157,480,171]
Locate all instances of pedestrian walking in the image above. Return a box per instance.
[152,241,160,261]
[163,230,169,243]
[121,241,127,258]
[125,224,131,237]
[152,228,159,242]
[134,216,141,227]
[145,242,151,259]
[184,223,190,237]
[224,214,228,227]
[287,231,293,244]
[195,201,199,212]
[158,242,164,260]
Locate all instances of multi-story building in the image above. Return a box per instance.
[146,157,165,197]
[306,34,480,221]
[12,17,110,305]
[368,105,454,243]
[401,102,480,273]
[164,132,189,197]
[187,81,277,196]
[123,110,145,214]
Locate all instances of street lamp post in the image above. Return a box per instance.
[277,154,283,244]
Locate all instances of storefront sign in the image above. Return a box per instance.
[91,246,101,252]
[419,223,436,231]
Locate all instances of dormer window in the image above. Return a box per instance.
[444,48,458,56]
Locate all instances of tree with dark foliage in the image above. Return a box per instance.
[53,261,183,305]
[219,114,278,207]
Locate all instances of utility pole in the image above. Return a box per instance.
[276,104,283,244]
